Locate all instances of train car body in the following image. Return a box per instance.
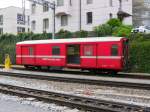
[16,37,129,73]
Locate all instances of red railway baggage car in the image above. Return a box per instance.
[16,37,129,74]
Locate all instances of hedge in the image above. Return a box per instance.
[129,40,150,73]
[0,33,52,64]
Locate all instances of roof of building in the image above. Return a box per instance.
[17,37,124,45]
[0,6,30,12]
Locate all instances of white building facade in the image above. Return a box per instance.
[31,0,132,33]
[0,6,30,35]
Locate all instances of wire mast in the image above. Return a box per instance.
[22,0,26,25]
[27,0,56,39]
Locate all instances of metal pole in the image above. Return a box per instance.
[79,0,82,31]
[52,1,56,39]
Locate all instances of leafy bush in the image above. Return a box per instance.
[93,24,112,36]
[129,40,150,73]
[74,30,88,38]
[0,33,52,64]
[107,18,122,28]
[112,25,132,37]
[56,29,73,39]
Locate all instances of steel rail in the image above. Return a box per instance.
[0,71,150,91]
[0,66,150,80]
[0,83,149,112]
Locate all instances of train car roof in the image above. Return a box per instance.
[17,37,125,45]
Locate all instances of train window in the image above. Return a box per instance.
[84,45,93,56]
[52,46,60,55]
[29,47,34,55]
[111,45,118,56]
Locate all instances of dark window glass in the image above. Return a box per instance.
[52,46,60,55]
[87,12,93,24]
[109,0,113,7]
[29,47,34,55]
[61,15,68,26]
[84,45,93,56]
[43,3,49,12]
[111,45,118,56]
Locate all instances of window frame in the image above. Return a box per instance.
[111,44,119,56]
[87,12,93,24]
[0,28,3,34]
[43,3,49,12]
[61,15,68,26]
[0,15,3,25]
[17,27,25,33]
[31,20,36,31]
[31,4,36,14]
[83,45,94,56]
[29,47,34,56]
[87,0,93,4]
[57,0,64,6]
[43,18,49,30]
[52,46,60,55]
[109,0,113,7]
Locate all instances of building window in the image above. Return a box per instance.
[17,27,25,33]
[84,45,94,56]
[0,15,3,25]
[31,4,36,14]
[111,45,118,56]
[17,14,25,25]
[109,0,113,7]
[28,28,30,32]
[43,3,49,12]
[43,18,49,31]
[70,0,72,6]
[87,12,93,24]
[57,0,64,6]
[52,46,60,55]
[109,13,113,19]
[27,16,30,26]
[87,0,93,4]
[31,20,36,31]
[0,28,3,34]
[61,15,68,26]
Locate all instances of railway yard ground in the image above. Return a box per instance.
[0,66,150,111]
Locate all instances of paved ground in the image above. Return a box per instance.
[0,93,79,112]
[0,100,51,112]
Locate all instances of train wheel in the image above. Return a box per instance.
[89,69,97,74]
[24,65,29,69]
[36,66,41,70]
[109,71,118,75]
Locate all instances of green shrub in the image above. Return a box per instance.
[112,25,132,37]
[93,24,112,36]
[56,29,73,39]
[107,18,122,28]
[129,40,150,73]
[0,33,52,64]
[74,30,88,38]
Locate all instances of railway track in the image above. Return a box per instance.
[1,65,150,80]
[0,70,150,91]
[0,83,149,112]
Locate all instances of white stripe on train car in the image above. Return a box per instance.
[16,55,65,58]
[80,56,97,59]
[17,55,122,59]
[97,56,122,59]
[81,56,122,59]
